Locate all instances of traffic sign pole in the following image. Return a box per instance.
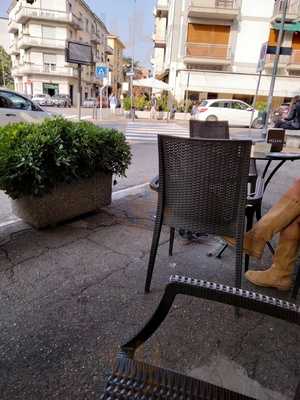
[77,64,82,121]
[262,0,288,138]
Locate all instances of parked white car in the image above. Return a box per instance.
[32,93,53,106]
[193,99,261,128]
[0,88,52,126]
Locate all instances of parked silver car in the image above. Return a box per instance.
[0,88,52,126]
[83,97,97,108]
[32,93,53,106]
[52,94,72,108]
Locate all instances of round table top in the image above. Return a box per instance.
[251,146,300,161]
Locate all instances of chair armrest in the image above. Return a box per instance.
[121,275,300,356]
[149,175,159,192]
[247,176,264,201]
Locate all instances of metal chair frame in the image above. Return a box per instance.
[102,275,300,400]
[145,135,252,293]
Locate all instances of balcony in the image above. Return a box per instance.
[91,32,101,44]
[264,54,289,69]
[188,0,240,20]
[18,35,67,50]
[153,0,169,17]
[8,19,18,33]
[8,42,20,55]
[152,32,166,48]
[184,42,231,65]
[15,7,83,29]
[12,63,78,78]
[272,0,300,22]
[105,45,114,55]
[287,49,300,70]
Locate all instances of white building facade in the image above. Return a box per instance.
[8,0,111,105]
[152,0,300,106]
[0,17,9,52]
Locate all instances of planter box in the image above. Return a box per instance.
[11,172,112,229]
[175,112,191,121]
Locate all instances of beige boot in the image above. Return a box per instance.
[245,220,300,291]
[225,194,300,259]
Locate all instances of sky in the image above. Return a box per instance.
[0,0,155,67]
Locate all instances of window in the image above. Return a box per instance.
[42,26,56,39]
[43,53,56,72]
[0,91,34,110]
[231,101,248,110]
[211,101,231,108]
[187,24,230,44]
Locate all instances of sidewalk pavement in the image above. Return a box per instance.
[0,171,299,400]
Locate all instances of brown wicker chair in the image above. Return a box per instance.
[189,119,230,139]
[101,275,300,400]
[145,135,251,293]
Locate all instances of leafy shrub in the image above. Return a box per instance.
[255,101,267,112]
[157,94,169,112]
[134,95,150,111]
[0,117,132,199]
[123,95,150,111]
[122,96,131,111]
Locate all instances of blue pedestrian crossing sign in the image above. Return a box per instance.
[96,65,108,79]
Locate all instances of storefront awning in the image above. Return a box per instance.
[272,22,300,32]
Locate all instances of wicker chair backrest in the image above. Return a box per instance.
[158,135,251,237]
[190,120,230,139]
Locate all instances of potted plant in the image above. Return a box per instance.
[0,117,131,228]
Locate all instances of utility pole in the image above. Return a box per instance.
[262,0,288,137]
[130,0,137,121]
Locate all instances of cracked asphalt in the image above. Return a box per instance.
[0,167,299,399]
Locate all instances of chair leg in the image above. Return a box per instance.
[216,243,228,259]
[291,263,300,299]
[169,227,175,256]
[145,219,163,293]
[245,207,255,272]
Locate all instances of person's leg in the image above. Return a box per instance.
[225,178,300,258]
[245,215,300,290]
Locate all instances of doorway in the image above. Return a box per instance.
[69,84,74,105]
[43,83,59,97]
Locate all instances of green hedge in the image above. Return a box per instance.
[0,117,132,199]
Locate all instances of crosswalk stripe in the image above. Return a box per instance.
[125,122,189,142]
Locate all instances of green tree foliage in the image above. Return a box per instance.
[0,46,14,89]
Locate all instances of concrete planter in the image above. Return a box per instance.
[175,112,191,121]
[11,172,112,229]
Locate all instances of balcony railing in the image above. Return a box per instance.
[152,32,166,46]
[18,35,67,50]
[15,7,83,29]
[185,43,231,62]
[154,0,169,16]
[273,0,300,19]
[12,63,78,77]
[188,0,240,19]
[287,49,300,68]
[8,42,19,55]
[190,0,240,10]
[8,19,18,33]
[105,45,114,55]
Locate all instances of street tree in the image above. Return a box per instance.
[0,46,14,89]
